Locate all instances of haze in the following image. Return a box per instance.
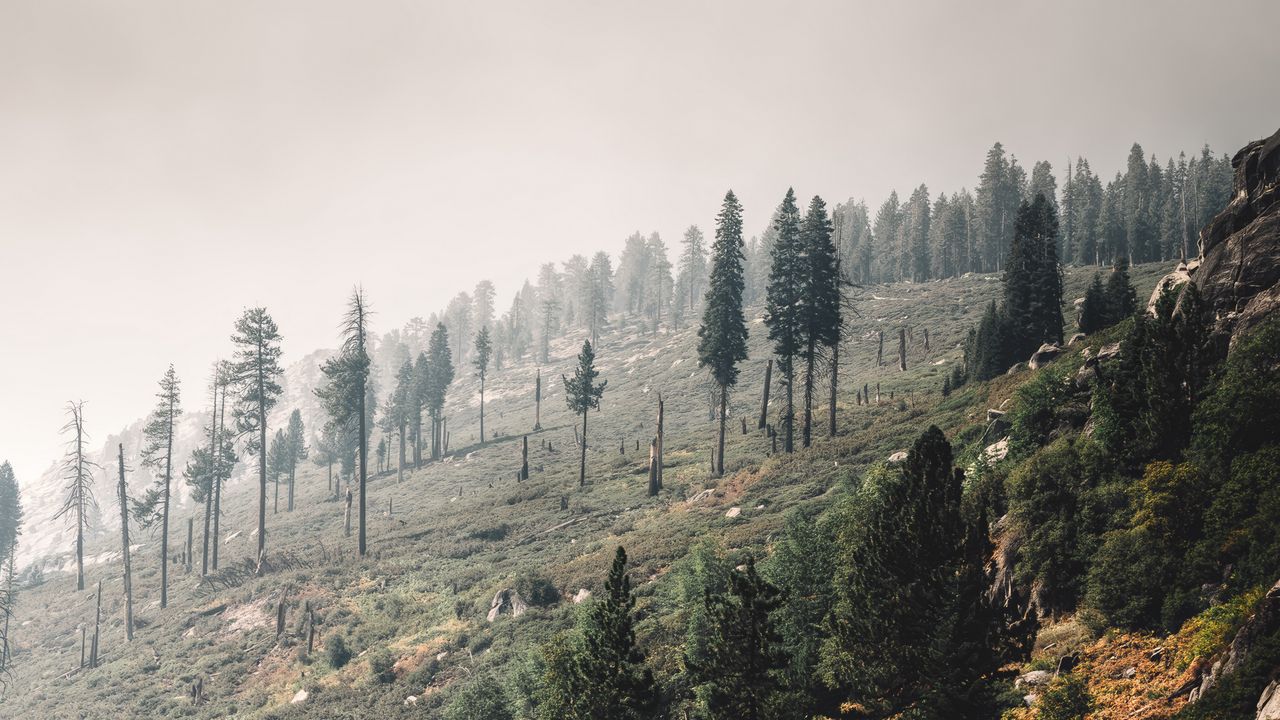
[2,0,1278,485]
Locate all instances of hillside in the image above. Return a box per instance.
[0,262,1181,718]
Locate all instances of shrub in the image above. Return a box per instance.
[444,675,513,720]
[1176,586,1265,670]
[326,634,352,669]
[515,569,560,607]
[369,648,397,683]
[1037,673,1092,720]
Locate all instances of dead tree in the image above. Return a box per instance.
[655,396,664,490]
[876,330,884,366]
[533,369,542,431]
[647,438,659,497]
[520,436,529,481]
[829,340,839,437]
[116,444,134,642]
[741,417,747,435]
[306,600,315,654]
[185,517,194,574]
[275,594,286,636]
[898,328,907,371]
[923,327,930,352]
[90,580,101,668]
[55,401,98,592]
[876,382,881,404]
[758,358,772,430]
[344,487,353,537]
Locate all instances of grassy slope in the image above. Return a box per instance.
[2,263,1175,719]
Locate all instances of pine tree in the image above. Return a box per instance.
[210,360,235,570]
[764,189,804,453]
[798,195,840,448]
[0,460,23,659]
[1078,273,1107,333]
[1002,194,1063,361]
[587,251,613,348]
[55,401,98,591]
[871,192,901,282]
[1104,257,1137,322]
[563,340,606,486]
[698,190,750,475]
[231,307,284,572]
[286,409,306,511]
[424,323,454,461]
[820,426,964,716]
[316,288,372,556]
[390,359,414,480]
[268,429,288,514]
[536,547,655,719]
[688,556,790,720]
[473,326,493,443]
[677,224,709,314]
[137,365,181,607]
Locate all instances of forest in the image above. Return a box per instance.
[0,127,1274,720]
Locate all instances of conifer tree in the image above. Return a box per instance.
[55,401,98,591]
[688,556,790,720]
[798,195,840,448]
[424,323,454,460]
[316,288,372,556]
[230,307,285,571]
[563,340,606,486]
[1002,194,1063,360]
[677,224,708,314]
[137,365,181,608]
[268,429,288,514]
[1104,257,1137,322]
[390,359,414,481]
[210,360,235,570]
[697,190,749,475]
[1078,273,1107,333]
[764,189,803,453]
[536,547,655,719]
[0,462,21,573]
[473,326,493,443]
[286,409,306,511]
[587,251,613,348]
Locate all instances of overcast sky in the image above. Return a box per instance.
[1,0,1278,486]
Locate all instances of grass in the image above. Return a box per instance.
[2,262,1177,718]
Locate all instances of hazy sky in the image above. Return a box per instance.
[2,0,1278,484]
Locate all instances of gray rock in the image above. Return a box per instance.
[1015,669,1052,689]
[1028,343,1063,370]
[486,588,529,622]
[1258,679,1280,719]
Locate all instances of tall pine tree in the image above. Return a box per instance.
[697,190,749,475]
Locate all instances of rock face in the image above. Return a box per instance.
[1258,680,1280,720]
[1190,577,1280,703]
[1191,126,1280,350]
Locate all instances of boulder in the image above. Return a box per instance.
[486,588,529,622]
[887,451,908,463]
[983,438,1009,464]
[1067,332,1086,346]
[1194,577,1280,702]
[1095,342,1121,362]
[291,689,308,704]
[1028,343,1063,370]
[1015,669,1052,689]
[724,507,741,518]
[572,588,591,604]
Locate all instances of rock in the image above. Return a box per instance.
[404,695,418,706]
[986,408,1006,422]
[224,531,242,544]
[724,507,741,518]
[1067,332,1086,346]
[572,588,591,604]
[1006,362,1025,375]
[1258,679,1280,719]
[291,689,308,704]
[1028,343,1063,370]
[983,438,1009,463]
[486,588,529,622]
[1190,127,1280,350]
[1015,670,1052,689]
[887,451,908,463]
[1095,342,1121,362]
[1023,693,1039,708]
[435,651,449,662]
[1195,577,1280,701]
[1074,363,1099,390]
[1121,666,1137,679]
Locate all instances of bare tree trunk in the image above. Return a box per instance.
[647,438,658,497]
[212,386,226,571]
[829,341,839,437]
[898,328,907,371]
[359,368,367,558]
[184,517,193,574]
[876,330,884,366]
[306,601,315,654]
[923,327,930,352]
[758,358,772,430]
[534,370,542,431]
[578,410,588,486]
[784,367,794,453]
[479,375,486,443]
[344,487,352,537]
[256,355,267,576]
[161,393,175,606]
[116,444,134,642]
[90,580,101,668]
[716,384,727,476]
[521,435,529,481]
[655,396,664,490]
[803,338,816,449]
[398,420,405,484]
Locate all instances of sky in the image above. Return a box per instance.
[1,0,1278,487]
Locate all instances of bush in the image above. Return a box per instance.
[515,569,560,607]
[444,675,513,720]
[369,648,397,683]
[1037,673,1092,720]
[326,634,352,669]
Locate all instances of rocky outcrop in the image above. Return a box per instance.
[486,588,529,622]
[1028,343,1063,370]
[1259,680,1280,720]
[1190,127,1280,350]
[1190,578,1280,704]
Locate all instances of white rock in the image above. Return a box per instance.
[887,451,908,463]
[404,695,418,706]
[573,588,592,604]
[724,507,741,518]
[291,689,308,704]
[984,438,1009,463]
